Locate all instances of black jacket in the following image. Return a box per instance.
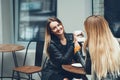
[48,35,74,69]
[41,33,76,80]
[75,49,91,74]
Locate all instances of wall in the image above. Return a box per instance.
[0,0,14,77]
[0,1,92,44]
[57,0,92,33]
[0,0,13,43]
[0,0,3,43]
[0,0,92,79]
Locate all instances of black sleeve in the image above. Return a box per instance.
[48,42,74,65]
[74,51,86,67]
[73,42,85,63]
[85,50,91,74]
[75,49,91,74]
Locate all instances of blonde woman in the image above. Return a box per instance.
[84,15,120,80]
[80,15,120,80]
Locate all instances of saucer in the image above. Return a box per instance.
[71,63,82,67]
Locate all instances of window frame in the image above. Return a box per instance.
[14,0,57,46]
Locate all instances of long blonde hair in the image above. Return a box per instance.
[84,15,120,79]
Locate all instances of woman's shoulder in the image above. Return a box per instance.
[65,33,74,41]
[49,40,57,46]
[48,40,60,48]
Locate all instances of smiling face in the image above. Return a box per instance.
[49,21,64,36]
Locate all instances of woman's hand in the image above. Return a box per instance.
[73,33,81,54]
[74,41,81,54]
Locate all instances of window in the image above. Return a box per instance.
[14,0,57,44]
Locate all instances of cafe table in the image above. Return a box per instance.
[62,64,88,80]
[0,44,25,80]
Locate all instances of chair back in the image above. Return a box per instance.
[23,39,44,67]
[23,40,33,66]
[35,40,44,66]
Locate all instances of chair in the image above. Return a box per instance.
[12,40,47,80]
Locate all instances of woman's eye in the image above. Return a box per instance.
[57,24,60,26]
[52,27,56,30]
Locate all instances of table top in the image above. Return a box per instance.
[62,64,86,74]
[0,44,25,52]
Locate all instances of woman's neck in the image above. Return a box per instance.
[58,34,66,45]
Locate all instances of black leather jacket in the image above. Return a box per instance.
[41,33,77,80]
[44,33,74,71]
[75,49,91,74]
